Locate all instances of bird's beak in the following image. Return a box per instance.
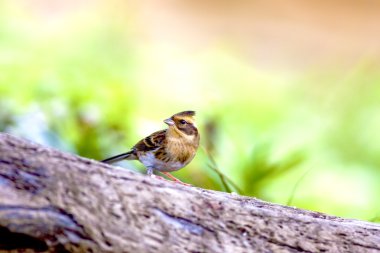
[164,118,175,126]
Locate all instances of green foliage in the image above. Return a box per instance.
[241,143,305,197]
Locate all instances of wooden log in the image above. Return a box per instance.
[0,133,380,253]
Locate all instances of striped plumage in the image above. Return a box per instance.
[101,111,200,185]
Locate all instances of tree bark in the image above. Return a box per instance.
[0,133,380,253]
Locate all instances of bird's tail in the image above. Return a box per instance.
[101,150,136,164]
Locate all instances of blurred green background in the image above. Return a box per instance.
[1,0,380,221]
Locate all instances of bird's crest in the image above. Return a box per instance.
[173,111,195,117]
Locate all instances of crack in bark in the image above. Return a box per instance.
[0,205,94,251]
[0,207,98,252]
[153,208,209,236]
[350,241,380,251]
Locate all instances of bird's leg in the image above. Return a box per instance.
[160,172,192,186]
[146,167,154,176]
[147,167,166,180]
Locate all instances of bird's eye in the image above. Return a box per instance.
[179,119,187,124]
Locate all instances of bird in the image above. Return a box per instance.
[101,111,200,185]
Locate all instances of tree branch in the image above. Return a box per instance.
[0,133,380,252]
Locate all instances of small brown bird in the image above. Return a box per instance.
[101,111,200,185]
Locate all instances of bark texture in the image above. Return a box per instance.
[0,133,380,253]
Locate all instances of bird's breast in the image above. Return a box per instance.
[166,138,197,164]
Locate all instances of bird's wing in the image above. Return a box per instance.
[133,129,167,152]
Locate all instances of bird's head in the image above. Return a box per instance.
[164,111,198,137]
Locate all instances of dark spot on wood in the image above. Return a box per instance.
[54,244,71,253]
[238,227,249,235]
[0,226,48,251]
[110,212,122,219]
